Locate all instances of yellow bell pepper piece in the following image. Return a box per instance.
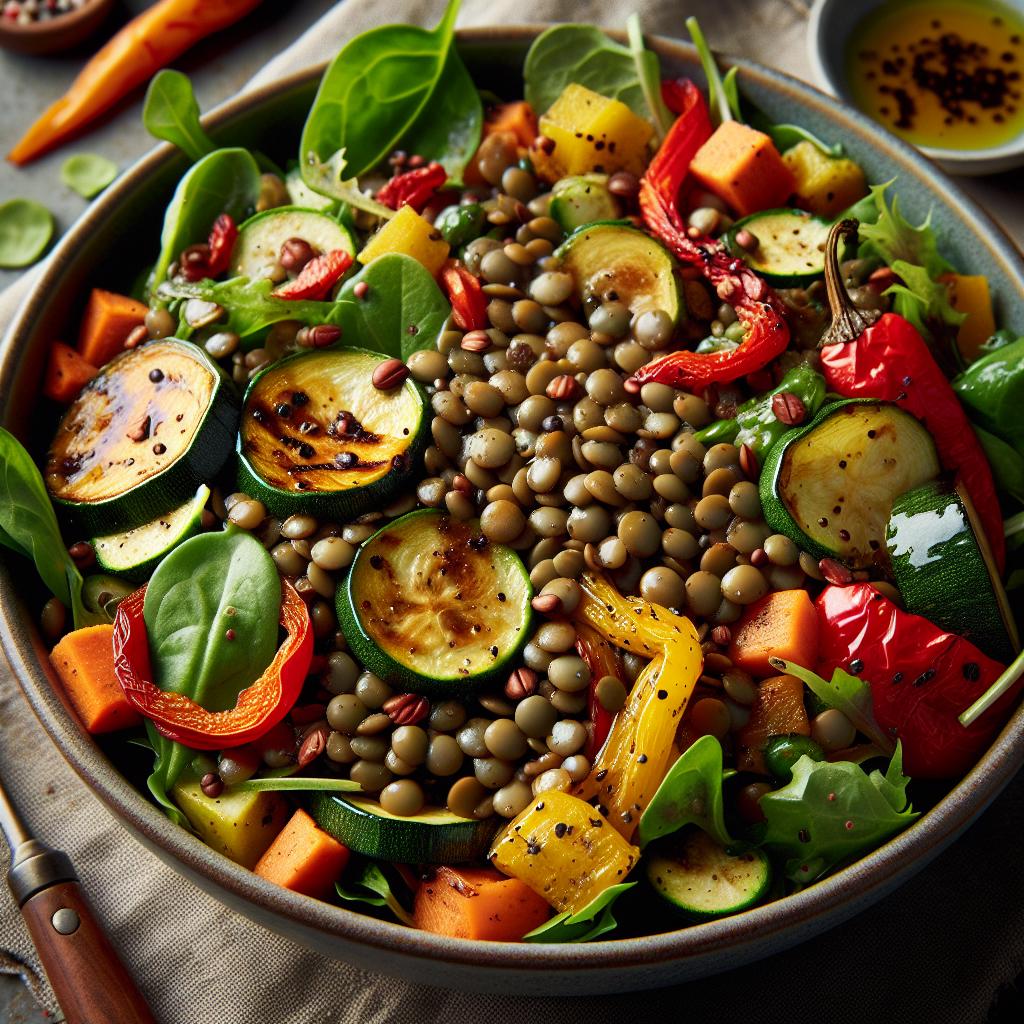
[572,574,703,840]
[489,790,639,914]
[535,83,654,182]
[782,140,868,220]
[939,273,996,363]
[357,204,449,277]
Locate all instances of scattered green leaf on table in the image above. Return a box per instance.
[337,860,414,926]
[523,882,636,944]
[0,198,54,268]
[638,735,732,848]
[143,69,216,162]
[61,154,118,199]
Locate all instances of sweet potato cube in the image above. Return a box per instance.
[783,140,868,219]
[536,83,654,181]
[358,205,449,277]
[689,121,795,217]
[940,273,996,362]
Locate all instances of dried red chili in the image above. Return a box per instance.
[815,583,1017,779]
[626,79,791,392]
[817,220,1006,569]
[439,259,488,331]
[206,213,237,278]
[377,161,447,212]
[575,622,624,759]
[272,249,353,301]
[112,579,312,749]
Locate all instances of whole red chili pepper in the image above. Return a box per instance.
[377,162,447,212]
[112,579,313,750]
[575,622,624,758]
[625,80,791,392]
[815,583,1017,779]
[272,249,353,301]
[439,259,488,331]
[817,221,1005,569]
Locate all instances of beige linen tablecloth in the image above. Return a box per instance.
[2,2,1023,1021]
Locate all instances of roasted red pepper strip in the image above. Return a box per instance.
[815,583,1017,779]
[574,621,623,758]
[112,579,312,750]
[272,249,353,301]
[627,80,791,391]
[440,259,488,331]
[817,221,1005,568]
[206,213,237,278]
[376,162,447,212]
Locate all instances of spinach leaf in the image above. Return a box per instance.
[524,24,652,121]
[756,119,844,158]
[60,154,118,199]
[142,70,216,162]
[150,147,262,292]
[143,528,280,821]
[336,860,414,925]
[769,658,895,755]
[626,14,673,139]
[523,882,635,944]
[758,744,917,886]
[0,428,99,630]
[300,0,476,185]
[638,735,732,848]
[0,198,53,268]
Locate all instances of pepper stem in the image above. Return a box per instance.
[959,647,1024,727]
[817,219,883,349]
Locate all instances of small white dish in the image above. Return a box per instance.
[807,0,1024,175]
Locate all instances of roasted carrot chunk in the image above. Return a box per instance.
[728,589,819,678]
[737,674,811,774]
[253,809,350,900]
[76,289,148,368]
[43,342,97,404]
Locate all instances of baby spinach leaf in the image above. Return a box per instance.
[143,70,216,162]
[770,658,895,756]
[60,154,118,199]
[0,428,99,630]
[524,24,651,120]
[626,14,672,139]
[522,882,635,944]
[0,198,53,268]
[336,860,414,926]
[758,745,917,886]
[143,528,280,820]
[300,0,475,185]
[150,147,262,293]
[638,735,732,848]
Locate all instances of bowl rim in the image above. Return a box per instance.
[806,0,1024,164]
[2,23,1024,978]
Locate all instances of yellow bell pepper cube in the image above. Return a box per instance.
[489,790,640,914]
[940,273,996,362]
[782,140,868,220]
[358,205,449,277]
[572,574,703,840]
[536,83,654,182]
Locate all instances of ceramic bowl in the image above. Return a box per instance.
[807,0,1024,174]
[1,27,1023,996]
[0,0,113,56]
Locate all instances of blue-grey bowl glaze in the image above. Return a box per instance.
[1,28,1022,995]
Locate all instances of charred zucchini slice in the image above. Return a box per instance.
[760,400,941,569]
[724,208,832,286]
[646,828,771,920]
[45,339,238,534]
[308,793,497,864]
[887,480,1019,663]
[230,206,355,280]
[236,348,427,519]
[337,510,533,695]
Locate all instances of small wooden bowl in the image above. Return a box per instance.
[0,0,114,56]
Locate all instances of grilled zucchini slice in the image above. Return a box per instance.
[230,206,355,280]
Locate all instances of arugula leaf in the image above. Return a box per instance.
[143,70,216,162]
[626,14,673,139]
[638,735,732,848]
[61,154,118,199]
[770,658,895,756]
[758,744,917,886]
[523,882,636,944]
[686,16,734,125]
[336,860,414,926]
[885,259,965,344]
[524,24,654,121]
[858,180,953,277]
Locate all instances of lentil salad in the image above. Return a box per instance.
[4,1,1024,942]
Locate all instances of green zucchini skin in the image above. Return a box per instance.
[49,340,238,535]
[231,206,355,280]
[337,509,533,697]
[724,208,832,286]
[308,793,499,864]
[886,481,1019,663]
[235,347,427,520]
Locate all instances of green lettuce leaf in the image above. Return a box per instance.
[336,860,413,926]
[858,180,953,277]
[522,882,636,944]
[885,259,966,343]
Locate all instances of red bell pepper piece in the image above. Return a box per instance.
[626,79,791,392]
[206,213,237,278]
[112,579,313,750]
[376,162,447,212]
[575,622,624,758]
[815,583,1018,779]
[439,259,488,331]
[272,249,353,301]
[817,220,1005,569]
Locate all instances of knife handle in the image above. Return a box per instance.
[20,880,155,1024]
